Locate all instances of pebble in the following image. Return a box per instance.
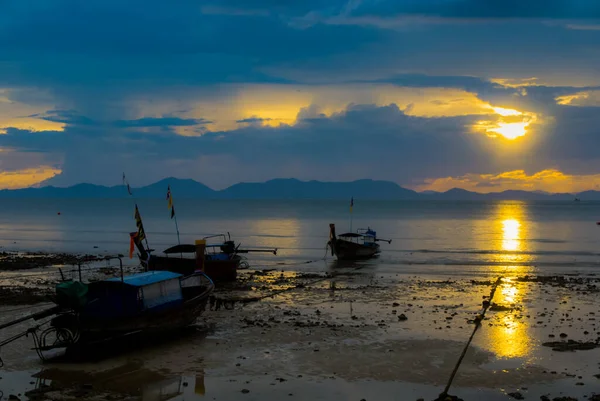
[507,392,524,399]
[241,389,250,394]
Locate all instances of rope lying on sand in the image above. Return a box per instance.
[434,276,504,401]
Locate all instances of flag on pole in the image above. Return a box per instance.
[134,204,146,242]
[122,172,132,196]
[350,197,354,212]
[166,185,175,219]
[129,233,137,259]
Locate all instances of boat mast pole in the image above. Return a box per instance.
[349,197,354,232]
[174,212,181,246]
[123,173,150,250]
[167,185,181,246]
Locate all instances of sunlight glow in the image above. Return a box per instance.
[501,219,521,252]
[493,201,531,265]
[485,278,532,358]
[474,106,537,140]
[490,121,528,140]
[492,107,521,117]
[0,118,66,133]
[412,168,600,194]
[0,167,61,189]
[478,203,533,359]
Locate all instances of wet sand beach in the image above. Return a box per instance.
[1,253,600,401]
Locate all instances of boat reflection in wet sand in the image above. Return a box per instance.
[131,233,277,282]
[327,223,391,260]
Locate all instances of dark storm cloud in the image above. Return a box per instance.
[0,0,381,90]
[5,99,600,187]
[535,105,600,166]
[236,117,273,123]
[2,0,600,189]
[349,0,600,20]
[27,110,212,129]
[113,117,213,128]
[0,104,492,187]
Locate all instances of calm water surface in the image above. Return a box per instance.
[1,199,599,276]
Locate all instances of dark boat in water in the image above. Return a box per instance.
[327,223,391,260]
[131,232,277,282]
[0,256,214,362]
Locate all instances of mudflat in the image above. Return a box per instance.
[1,255,600,400]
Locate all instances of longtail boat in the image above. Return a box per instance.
[327,223,391,260]
[131,233,277,282]
[0,256,214,362]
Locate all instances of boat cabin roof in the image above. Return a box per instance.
[105,271,182,287]
[163,244,196,254]
[163,243,228,254]
[339,232,370,238]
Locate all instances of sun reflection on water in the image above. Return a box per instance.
[494,202,531,266]
[501,219,521,252]
[485,278,532,358]
[481,202,533,359]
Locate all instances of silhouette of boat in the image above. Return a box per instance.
[327,223,391,260]
[131,233,277,282]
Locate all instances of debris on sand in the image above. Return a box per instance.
[541,340,599,352]
[0,252,86,271]
[0,285,53,305]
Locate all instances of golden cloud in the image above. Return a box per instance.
[0,88,66,133]
[412,169,600,193]
[555,90,600,107]
[0,167,62,189]
[134,84,499,132]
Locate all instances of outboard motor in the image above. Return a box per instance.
[220,240,236,254]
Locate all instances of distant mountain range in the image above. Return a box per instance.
[0,178,596,200]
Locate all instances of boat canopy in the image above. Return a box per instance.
[163,244,196,254]
[339,233,365,238]
[105,271,182,286]
[163,243,229,254]
[87,271,184,317]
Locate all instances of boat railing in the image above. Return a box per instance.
[203,232,231,242]
[57,255,126,284]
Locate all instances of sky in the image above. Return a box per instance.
[2,0,600,193]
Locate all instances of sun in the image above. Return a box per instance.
[490,121,528,140]
[475,106,536,140]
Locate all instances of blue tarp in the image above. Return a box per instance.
[105,271,182,287]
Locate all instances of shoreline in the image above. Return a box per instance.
[1,252,600,400]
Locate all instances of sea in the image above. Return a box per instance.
[1,198,599,277]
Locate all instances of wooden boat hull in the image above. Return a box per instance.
[332,239,380,260]
[49,275,214,341]
[147,255,239,282]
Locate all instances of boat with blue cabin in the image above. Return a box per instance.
[0,256,214,361]
[52,270,213,340]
